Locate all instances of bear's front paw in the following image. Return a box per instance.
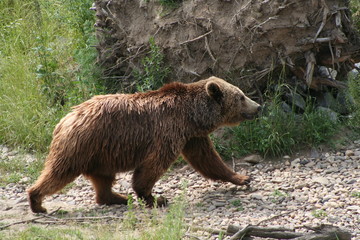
[231,174,251,186]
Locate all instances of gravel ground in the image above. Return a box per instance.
[0,142,359,239]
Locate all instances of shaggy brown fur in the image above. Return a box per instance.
[28,76,261,213]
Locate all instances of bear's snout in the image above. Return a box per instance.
[241,104,262,120]
[257,106,262,112]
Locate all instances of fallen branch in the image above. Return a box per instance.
[227,224,352,240]
[228,225,302,240]
[0,208,60,230]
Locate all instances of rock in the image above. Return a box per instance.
[310,148,320,159]
[281,101,292,112]
[207,205,216,211]
[316,106,338,123]
[250,194,263,200]
[242,154,263,165]
[291,158,301,167]
[313,176,330,185]
[305,161,316,167]
[345,150,355,157]
[346,179,356,184]
[346,206,360,211]
[324,167,338,174]
[285,92,306,110]
[299,159,310,165]
[213,201,226,207]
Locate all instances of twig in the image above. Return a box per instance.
[256,209,297,226]
[229,224,250,240]
[0,208,60,230]
[179,30,213,45]
[305,51,316,87]
[328,41,335,71]
[204,36,216,63]
[189,226,224,235]
[313,0,329,42]
[251,16,278,31]
[44,215,123,222]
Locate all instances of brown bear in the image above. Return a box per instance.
[28,76,261,213]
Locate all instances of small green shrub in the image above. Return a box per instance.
[347,73,360,132]
[311,209,327,219]
[350,0,360,29]
[227,92,339,157]
[135,37,170,92]
[0,0,103,152]
[351,191,360,198]
[159,0,182,9]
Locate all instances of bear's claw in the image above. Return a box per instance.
[231,174,251,186]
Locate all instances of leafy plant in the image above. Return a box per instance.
[159,0,182,9]
[311,209,327,219]
[351,191,360,198]
[230,199,244,211]
[227,84,340,157]
[124,195,138,230]
[347,73,360,132]
[350,0,360,29]
[135,37,170,92]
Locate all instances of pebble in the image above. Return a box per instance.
[312,176,330,185]
[0,144,359,239]
[345,150,354,156]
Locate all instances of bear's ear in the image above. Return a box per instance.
[206,81,223,102]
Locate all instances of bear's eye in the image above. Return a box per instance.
[240,96,245,101]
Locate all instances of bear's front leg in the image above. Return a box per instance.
[132,164,168,207]
[181,136,250,186]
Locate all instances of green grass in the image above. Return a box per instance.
[347,73,360,132]
[0,0,103,153]
[0,151,43,186]
[223,99,340,158]
[1,192,187,240]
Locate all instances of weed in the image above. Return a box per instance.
[351,191,360,198]
[230,199,244,211]
[347,73,360,133]
[159,0,182,9]
[230,199,242,207]
[311,209,327,219]
[228,87,339,157]
[135,37,170,92]
[218,231,225,240]
[124,195,138,230]
[270,189,288,203]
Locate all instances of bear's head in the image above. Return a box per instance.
[205,76,261,126]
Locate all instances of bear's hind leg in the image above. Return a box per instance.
[86,174,128,205]
[28,170,79,213]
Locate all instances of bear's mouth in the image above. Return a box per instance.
[241,112,258,120]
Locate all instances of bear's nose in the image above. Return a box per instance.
[257,106,262,112]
